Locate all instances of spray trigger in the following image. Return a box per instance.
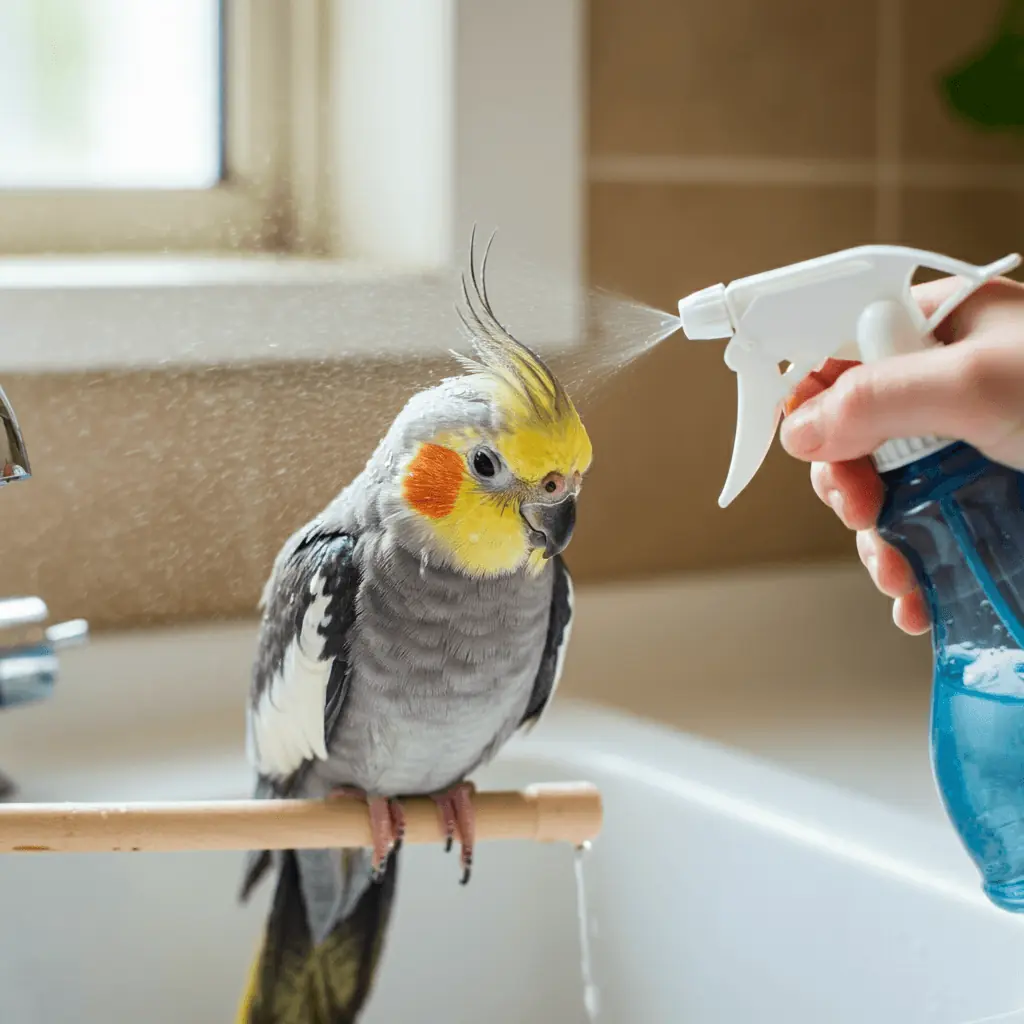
[719,335,787,508]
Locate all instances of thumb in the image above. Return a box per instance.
[779,340,1015,464]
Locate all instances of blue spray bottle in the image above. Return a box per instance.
[677,245,1024,911]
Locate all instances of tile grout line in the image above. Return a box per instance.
[587,155,1024,191]
[590,155,879,186]
[875,0,903,241]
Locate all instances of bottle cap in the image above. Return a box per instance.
[873,435,952,472]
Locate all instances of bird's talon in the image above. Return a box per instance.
[430,781,476,882]
[431,792,458,854]
[356,794,402,876]
[388,798,407,854]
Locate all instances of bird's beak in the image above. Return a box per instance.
[521,496,577,559]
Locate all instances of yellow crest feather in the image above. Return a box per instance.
[452,229,591,475]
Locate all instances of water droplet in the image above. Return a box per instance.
[574,842,600,1022]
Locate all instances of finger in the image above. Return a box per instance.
[893,590,930,635]
[809,460,883,530]
[779,341,1009,463]
[784,359,860,415]
[855,529,917,598]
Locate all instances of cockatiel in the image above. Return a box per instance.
[235,234,592,1024]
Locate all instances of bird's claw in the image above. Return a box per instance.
[430,781,476,884]
[329,786,405,882]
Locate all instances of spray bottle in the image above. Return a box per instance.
[678,244,1024,911]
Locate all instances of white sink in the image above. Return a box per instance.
[3,692,1024,1024]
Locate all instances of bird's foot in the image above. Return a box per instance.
[329,786,406,882]
[429,781,477,885]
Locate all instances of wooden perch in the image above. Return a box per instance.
[0,782,602,854]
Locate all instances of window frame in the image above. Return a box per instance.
[0,0,330,256]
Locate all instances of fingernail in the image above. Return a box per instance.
[780,409,823,455]
[826,489,846,522]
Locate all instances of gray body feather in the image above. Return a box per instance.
[317,529,553,796]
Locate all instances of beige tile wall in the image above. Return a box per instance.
[6,0,1024,630]
[585,0,1024,580]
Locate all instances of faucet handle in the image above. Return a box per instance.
[0,382,30,484]
[0,598,88,709]
[0,596,48,650]
[46,619,89,651]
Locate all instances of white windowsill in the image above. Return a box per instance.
[0,254,424,290]
[0,256,436,372]
[0,253,582,372]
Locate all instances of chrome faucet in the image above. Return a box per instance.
[0,383,30,485]
[0,385,89,798]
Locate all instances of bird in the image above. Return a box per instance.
[234,230,591,1023]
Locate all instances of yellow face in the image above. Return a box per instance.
[401,409,593,576]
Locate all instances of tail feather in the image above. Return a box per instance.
[240,848,273,903]
[237,849,398,1024]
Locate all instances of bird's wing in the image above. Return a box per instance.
[246,527,360,791]
[241,526,361,902]
[519,554,574,730]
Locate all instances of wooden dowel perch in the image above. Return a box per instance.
[0,782,602,854]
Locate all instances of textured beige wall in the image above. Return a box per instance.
[7,0,1024,630]
[0,362,437,629]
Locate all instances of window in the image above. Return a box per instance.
[0,0,327,256]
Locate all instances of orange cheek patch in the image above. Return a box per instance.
[403,443,465,519]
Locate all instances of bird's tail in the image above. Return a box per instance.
[236,847,399,1024]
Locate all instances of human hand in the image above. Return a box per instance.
[779,275,1024,635]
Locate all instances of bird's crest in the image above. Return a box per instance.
[452,228,577,430]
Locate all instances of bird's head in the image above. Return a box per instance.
[377,237,592,577]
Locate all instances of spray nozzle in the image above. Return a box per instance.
[678,245,1023,508]
[678,283,734,340]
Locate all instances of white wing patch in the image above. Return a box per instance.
[247,571,335,779]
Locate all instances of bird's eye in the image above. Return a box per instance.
[472,449,497,479]
[541,472,565,496]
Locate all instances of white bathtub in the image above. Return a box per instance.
[2,593,1024,1023]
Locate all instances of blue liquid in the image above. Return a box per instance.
[932,648,1024,909]
[878,443,1024,911]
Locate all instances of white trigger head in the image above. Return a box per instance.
[678,246,1023,507]
[920,252,1022,336]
